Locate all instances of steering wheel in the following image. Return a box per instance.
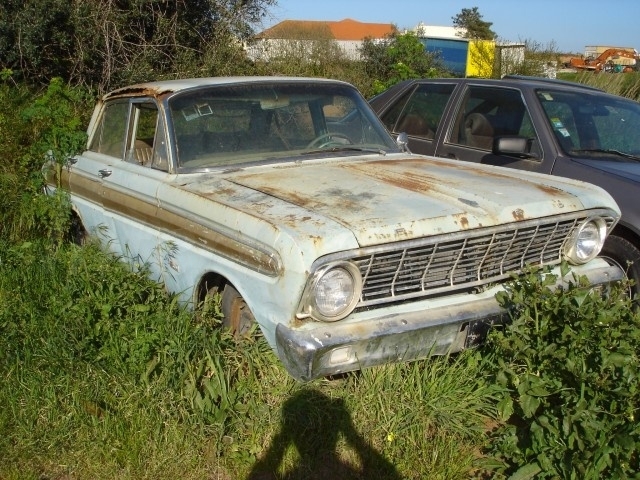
[306,132,353,149]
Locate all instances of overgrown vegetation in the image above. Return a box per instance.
[484,266,640,479]
[2,2,640,477]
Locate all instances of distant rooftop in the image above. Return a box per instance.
[259,18,396,41]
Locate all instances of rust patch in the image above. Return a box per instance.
[104,85,174,101]
[460,216,469,229]
[344,161,439,193]
[512,208,525,221]
[535,183,562,195]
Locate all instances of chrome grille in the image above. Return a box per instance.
[347,212,617,308]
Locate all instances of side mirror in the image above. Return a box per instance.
[493,136,537,159]
[396,132,412,154]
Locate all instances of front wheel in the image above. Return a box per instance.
[599,234,640,301]
[220,284,256,337]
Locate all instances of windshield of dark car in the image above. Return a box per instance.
[537,88,640,159]
[168,82,399,170]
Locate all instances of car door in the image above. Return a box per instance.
[379,82,458,156]
[67,100,130,246]
[100,99,175,272]
[435,84,551,174]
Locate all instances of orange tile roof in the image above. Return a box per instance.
[259,18,396,41]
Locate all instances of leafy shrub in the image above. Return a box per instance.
[483,264,640,479]
[0,75,90,243]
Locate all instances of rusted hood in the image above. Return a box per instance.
[202,155,616,247]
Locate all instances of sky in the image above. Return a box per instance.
[261,0,640,54]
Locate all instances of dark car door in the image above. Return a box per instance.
[435,84,554,174]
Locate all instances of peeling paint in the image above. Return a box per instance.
[512,208,525,221]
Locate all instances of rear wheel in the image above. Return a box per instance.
[599,235,640,301]
[67,213,88,245]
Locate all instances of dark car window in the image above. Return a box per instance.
[392,83,456,139]
[449,85,540,158]
[378,87,414,132]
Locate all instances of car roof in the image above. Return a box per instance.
[386,76,606,93]
[103,76,351,101]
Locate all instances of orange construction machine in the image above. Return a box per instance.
[569,48,638,72]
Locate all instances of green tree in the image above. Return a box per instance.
[0,0,275,92]
[452,7,496,40]
[359,32,443,97]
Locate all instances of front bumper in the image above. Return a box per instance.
[275,263,624,381]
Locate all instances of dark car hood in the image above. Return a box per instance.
[572,157,640,183]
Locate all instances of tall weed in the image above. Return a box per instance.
[482,265,640,479]
[560,71,640,101]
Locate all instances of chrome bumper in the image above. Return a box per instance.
[275,264,624,382]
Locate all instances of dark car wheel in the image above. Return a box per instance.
[599,234,640,301]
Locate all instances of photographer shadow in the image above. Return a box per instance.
[247,389,401,480]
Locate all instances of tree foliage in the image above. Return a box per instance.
[452,7,496,40]
[0,0,275,93]
[359,32,443,97]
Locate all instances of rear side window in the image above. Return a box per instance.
[390,83,456,139]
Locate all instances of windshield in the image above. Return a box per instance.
[168,82,399,170]
[537,88,640,159]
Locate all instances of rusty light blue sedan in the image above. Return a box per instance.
[44,77,623,381]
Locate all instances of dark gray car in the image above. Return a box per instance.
[371,76,640,296]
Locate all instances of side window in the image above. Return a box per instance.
[449,86,540,158]
[126,102,168,170]
[89,101,129,158]
[378,88,414,132]
[394,83,456,139]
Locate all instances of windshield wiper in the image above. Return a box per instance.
[303,146,387,155]
[570,148,640,162]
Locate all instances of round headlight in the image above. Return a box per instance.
[311,263,362,322]
[564,218,607,264]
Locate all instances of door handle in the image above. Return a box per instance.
[98,169,112,178]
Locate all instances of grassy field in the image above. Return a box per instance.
[0,241,497,480]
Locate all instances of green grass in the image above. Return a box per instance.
[0,240,496,479]
[557,71,640,101]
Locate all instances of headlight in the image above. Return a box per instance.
[306,262,362,322]
[564,217,607,264]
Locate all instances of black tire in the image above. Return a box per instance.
[220,284,255,337]
[68,213,88,245]
[599,234,640,300]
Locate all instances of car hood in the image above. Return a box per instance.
[572,157,640,183]
[206,155,612,248]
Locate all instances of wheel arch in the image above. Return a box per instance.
[611,222,640,248]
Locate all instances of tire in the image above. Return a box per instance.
[68,213,88,245]
[220,284,255,337]
[599,235,640,301]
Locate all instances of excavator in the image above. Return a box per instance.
[568,48,638,73]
